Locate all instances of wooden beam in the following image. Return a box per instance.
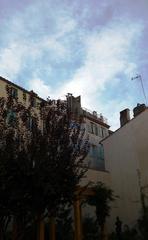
[37,219,44,240]
[74,198,82,240]
[75,186,95,198]
[50,217,56,240]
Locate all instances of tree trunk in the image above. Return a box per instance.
[0,228,3,240]
[37,215,44,240]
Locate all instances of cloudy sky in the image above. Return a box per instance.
[0,0,148,129]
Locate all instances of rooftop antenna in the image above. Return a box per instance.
[131,74,147,106]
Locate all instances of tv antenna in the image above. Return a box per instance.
[131,74,147,106]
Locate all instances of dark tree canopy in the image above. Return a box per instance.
[0,86,89,238]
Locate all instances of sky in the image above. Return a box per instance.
[0,0,148,130]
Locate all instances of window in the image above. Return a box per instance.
[98,127,107,138]
[88,122,98,136]
[90,122,94,134]
[91,145,98,158]
[6,110,16,126]
[29,91,37,107]
[30,97,36,107]
[28,117,37,131]
[101,127,108,138]
[11,88,18,99]
[36,102,40,109]
[98,144,104,161]
[88,144,105,170]
[23,92,27,101]
[94,124,98,136]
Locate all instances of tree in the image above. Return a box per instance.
[86,182,114,240]
[137,206,148,239]
[82,217,99,240]
[56,206,73,240]
[0,85,89,239]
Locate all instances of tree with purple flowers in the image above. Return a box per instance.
[0,86,89,239]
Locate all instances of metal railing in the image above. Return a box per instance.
[82,107,108,124]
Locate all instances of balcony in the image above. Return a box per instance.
[82,107,108,125]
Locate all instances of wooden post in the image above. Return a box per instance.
[74,198,82,240]
[100,224,108,240]
[50,217,56,240]
[37,219,44,240]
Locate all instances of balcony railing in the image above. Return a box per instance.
[82,107,108,124]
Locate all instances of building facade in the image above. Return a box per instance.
[0,76,111,187]
[102,105,148,230]
[0,76,49,135]
[66,93,111,187]
[0,76,43,108]
[0,76,113,238]
[2,75,147,234]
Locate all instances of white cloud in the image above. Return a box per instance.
[0,42,27,79]
[55,15,77,38]
[59,22,142,95]
[0,4,77,80]
[25,20,143,130]
[0,1,144,130]
[28,78,52,99]
[40,37,70,60]
[47,21,142,127]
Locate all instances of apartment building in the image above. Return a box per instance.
[66,93,111,187]
[0,76,111,184]
[0,76,112,237]
[0,76,43,108]
[0,76,47,131]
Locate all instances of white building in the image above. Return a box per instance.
[102,104,148,230]
[66,93,111,187]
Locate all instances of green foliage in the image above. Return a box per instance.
[87,182,114,227]
[56,207,74,240]
[138,207,148,240]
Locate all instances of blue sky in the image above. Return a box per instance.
[0,0,148,129]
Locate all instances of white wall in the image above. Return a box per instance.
[103,109,148,230]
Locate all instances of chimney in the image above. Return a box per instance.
[120,109,130,127]
[66,93,82,116]
[133,103,146,117]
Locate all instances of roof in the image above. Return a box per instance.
[82,108,110,128]
[101,107,148,143]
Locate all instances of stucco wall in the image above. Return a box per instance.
[103,109,148,230]
[0,79,7,98]
[0,78,43,127]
